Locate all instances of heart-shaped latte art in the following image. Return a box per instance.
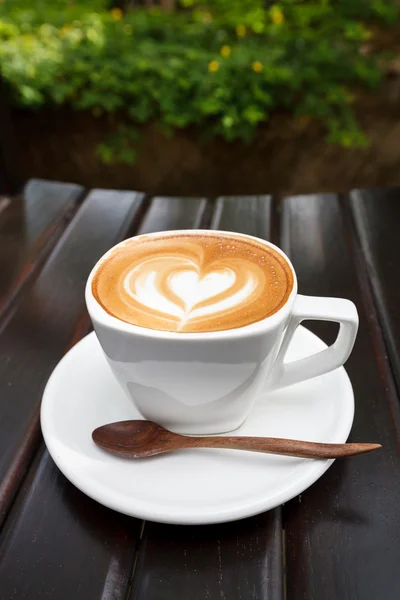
[123,257,258,330]
[169,267,236,310]
[92,233,294,332]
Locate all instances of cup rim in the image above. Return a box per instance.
[85,229,298,341]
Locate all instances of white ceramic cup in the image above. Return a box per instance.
[86,230,358,434]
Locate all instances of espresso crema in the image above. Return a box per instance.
[92,232,294,333]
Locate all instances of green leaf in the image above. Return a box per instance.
[119,148,137,164]
[242,105,265,124]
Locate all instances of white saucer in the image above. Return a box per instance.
[41,327,354,525]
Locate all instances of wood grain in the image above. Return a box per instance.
[129,195,284,600]
[211,195,272,239]
[349,188,400,393]
[0,188,144,522]
[0,449,141,600]
[138,196,208,233]
[131,514,282,600]
[282,194,400,600]
[0,188,146,599]
[0,179,83,325]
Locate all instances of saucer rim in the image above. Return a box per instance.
[41,328,354,525]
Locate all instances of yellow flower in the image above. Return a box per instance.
[236,24,246,38]
[208,60,220,73]
[111,8,123,21]
[363,28,373,41]
[60,24,71,37]
[270,6,284,26]
[201,11,213,24]
[220,45,231,58]
[252,61,263,73]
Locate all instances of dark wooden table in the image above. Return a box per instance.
[0,179,399,600]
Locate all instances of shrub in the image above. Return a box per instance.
[0,0,398,163]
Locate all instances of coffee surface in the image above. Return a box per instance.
[92,232,293,332]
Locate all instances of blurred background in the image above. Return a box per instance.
[0,0,399,196]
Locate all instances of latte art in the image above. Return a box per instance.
[123,256,258,330]
[92,232,294,332]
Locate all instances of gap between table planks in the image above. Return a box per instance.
[282,194,400,600]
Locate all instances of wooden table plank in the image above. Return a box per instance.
[349,188,400,391]
[0,450,140,600]
[212,195,272,239]
[131,515,281,600]
[282,194,400,600]
[0,179,83,325]
[130,196,284,600]
[0,188,144,517]
[139,196,208,233]
[0,193,208,600]
[0,188,146,513]
[0,188,146,597]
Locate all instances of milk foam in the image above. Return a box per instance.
[92,232,294,333]
[124,260,182,318]
[123,259,259,330]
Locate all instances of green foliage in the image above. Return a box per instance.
[0,0,398,163]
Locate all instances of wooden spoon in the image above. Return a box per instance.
[92,420,381,460]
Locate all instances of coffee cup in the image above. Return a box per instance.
[85,230,358,434]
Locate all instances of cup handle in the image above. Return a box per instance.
[269,295,358,390]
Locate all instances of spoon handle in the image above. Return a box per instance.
[188,436,381,459]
